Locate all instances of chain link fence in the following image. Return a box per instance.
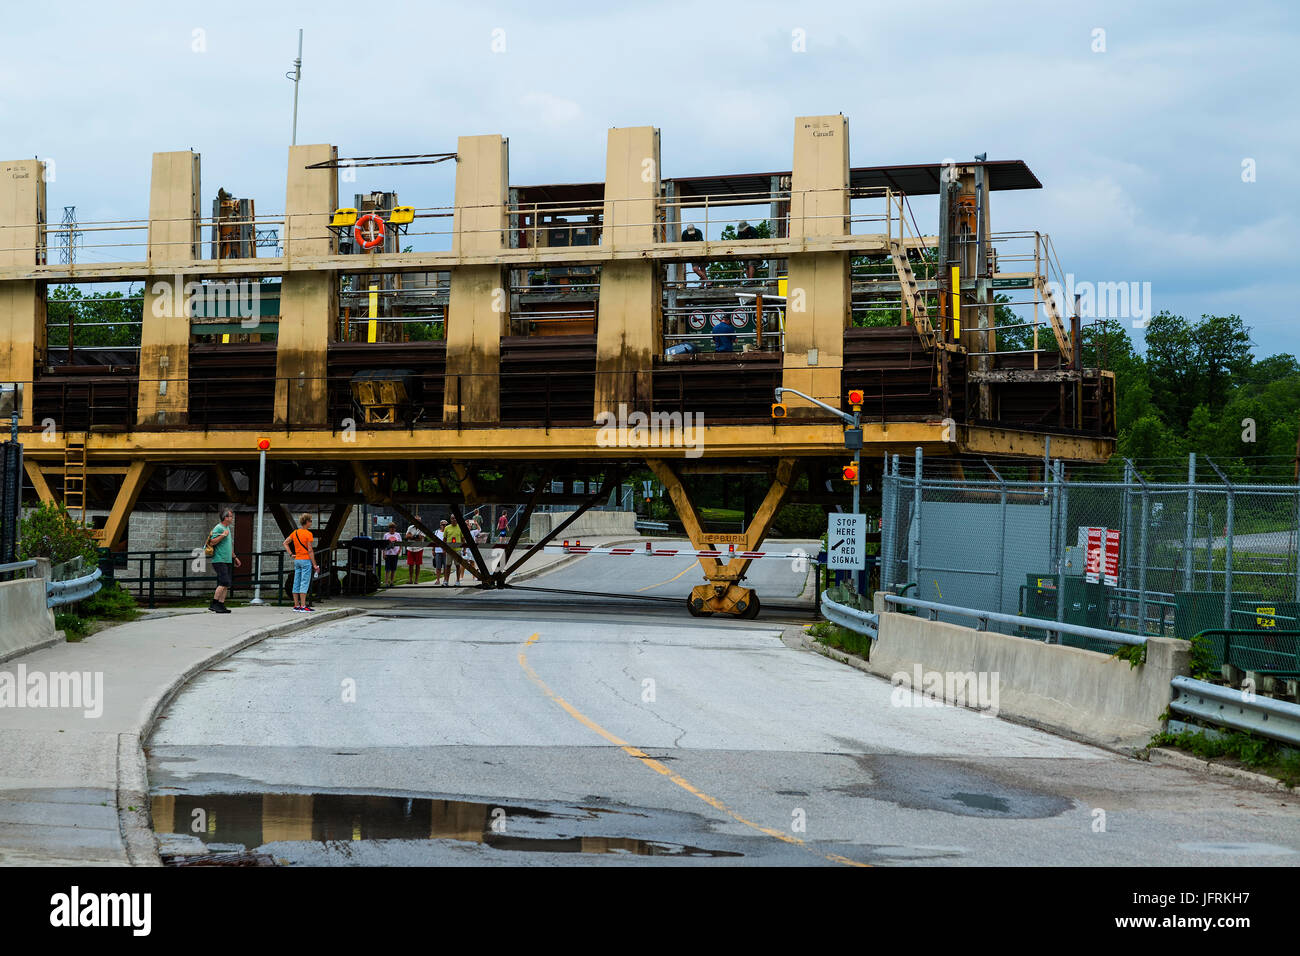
[880,451,1300,664]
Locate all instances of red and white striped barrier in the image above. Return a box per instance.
[540,541,808,560]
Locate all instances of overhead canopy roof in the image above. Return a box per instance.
[513,160,1040,208]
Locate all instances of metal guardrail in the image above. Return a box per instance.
[820,590,878,639]
[634,520,669,533]
[1169,675,1300,747]
[883,594,1148,647]
[46,566,103,608]
[0,559,36,575]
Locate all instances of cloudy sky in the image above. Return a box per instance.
[5,1,1296,356]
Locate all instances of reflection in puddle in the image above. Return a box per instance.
[152,792,741,861]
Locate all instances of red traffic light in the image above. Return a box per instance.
[847,388,864,406]
[257,437,271,451]
[842,463,859,483]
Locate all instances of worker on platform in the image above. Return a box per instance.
[737,220,759,280]
[681,223,707,287]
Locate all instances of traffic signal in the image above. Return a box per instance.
[842,462,859,485]
[256,437,271,451]
[847,388,864,411]
[771,402,787,419]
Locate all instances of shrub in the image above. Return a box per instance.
[79,581,138,621]
[19,501,99,568]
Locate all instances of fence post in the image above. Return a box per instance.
[148,551,156,609]
[910,447,923,593]
[1055,460,1067,636]
[1205,458,1234,629]
[1293,479,1300,603]
[1184,453,1196,593]
[1137,472,1149,637]
[879,453,894,591]
[984,458,1007,615]
[181,552,187,601]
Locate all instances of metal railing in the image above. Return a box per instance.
[1169,675,1300,747]
[820,590,878,639]
[883,593,1148,647]
[104,547,339,609]
[47,566,103,608]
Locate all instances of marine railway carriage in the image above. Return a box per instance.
[0,114,1115,616]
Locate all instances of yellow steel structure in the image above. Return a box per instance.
[0,114,1115,614]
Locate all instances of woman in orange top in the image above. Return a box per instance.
[283,513,318,612]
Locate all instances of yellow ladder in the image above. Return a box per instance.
[889,239,936,349]
[63,437,87,522]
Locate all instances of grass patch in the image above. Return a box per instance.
[55,612,89,642]
[55,581,141,640]
[809,620,872,660]
[1152,726,1300,788]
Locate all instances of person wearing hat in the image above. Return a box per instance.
[681,223,708,287]
[737,220,759,280]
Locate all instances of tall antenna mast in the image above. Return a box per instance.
[288,29,303,146]
[59,206,80,265]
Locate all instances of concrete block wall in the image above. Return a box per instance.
[866,596,1190,751]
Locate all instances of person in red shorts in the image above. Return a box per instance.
[404,521,425,585]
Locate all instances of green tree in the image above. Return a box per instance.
[19,501,99,567]
[1143,311,1198,426]
[1193,313,1253,412]
[47,285,143,349]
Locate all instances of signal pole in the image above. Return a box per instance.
[249,438,270,605]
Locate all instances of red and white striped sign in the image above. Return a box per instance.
[540,543,807,560]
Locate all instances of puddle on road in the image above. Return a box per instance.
[833,754,1071,819]
[152,792,741,863]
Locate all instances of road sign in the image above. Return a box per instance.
[827,514,866,570]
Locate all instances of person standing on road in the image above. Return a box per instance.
[207,508,242,614]
[382,522,402,588]
[497,511,509,542]
[432,519,450,586]
[283,513,317,612]
[446,520,465,585]
[405,521,425,585]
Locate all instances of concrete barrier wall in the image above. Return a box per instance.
[867,601,1189,750]
[0,577,59,663]
[528,510,637,540]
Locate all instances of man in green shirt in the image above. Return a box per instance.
[207,509,242,613]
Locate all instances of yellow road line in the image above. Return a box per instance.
[517,631,867,867]
[635,561,697,593]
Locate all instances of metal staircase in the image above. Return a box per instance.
[888,239,936,349]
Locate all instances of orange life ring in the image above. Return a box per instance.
[354,213,386,250]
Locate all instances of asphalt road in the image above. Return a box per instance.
[147,550,1300,867]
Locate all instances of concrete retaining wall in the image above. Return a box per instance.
[529,510,638,540]
[0,577,59,663]
[867,596,1189,750]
